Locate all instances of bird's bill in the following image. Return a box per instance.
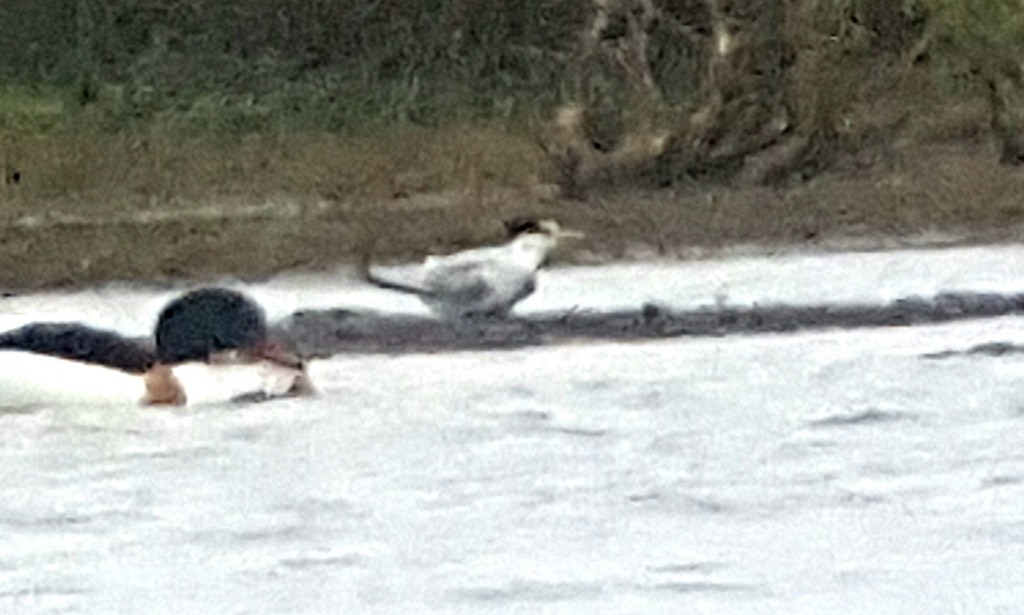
[554,229,585,240]
[211,341,306,372]
[250,341,306,371]
[248,342,316,397]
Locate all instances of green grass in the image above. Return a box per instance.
[0,1,1020,289]
[0,85,66,133]
[0,115,552,218]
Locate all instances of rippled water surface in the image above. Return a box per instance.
[3,246,1024,614]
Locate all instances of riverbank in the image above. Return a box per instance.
[2,139,1023,291]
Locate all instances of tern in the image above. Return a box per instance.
[362,218,583,320]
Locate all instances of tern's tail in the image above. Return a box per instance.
[358,253,436,298]
[364,269,436,297]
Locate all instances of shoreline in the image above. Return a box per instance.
[1,198,1021,294]
[3,141,1024,292]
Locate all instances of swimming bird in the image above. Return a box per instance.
[0,287,312,406]
[362,218,583,320]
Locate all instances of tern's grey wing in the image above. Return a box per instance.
[425,262,493,305]
[508,274,537,304]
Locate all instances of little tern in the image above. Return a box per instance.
[363,218,583,320]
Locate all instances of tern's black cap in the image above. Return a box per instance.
[503,217,542,237]
[155,288,267,364]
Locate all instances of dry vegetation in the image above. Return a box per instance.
[1,0,1024,289]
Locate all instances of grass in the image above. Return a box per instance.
[1,115,551,218]
[5,136,1024,291]
[1,75,1023,291]
[0,85,65,133]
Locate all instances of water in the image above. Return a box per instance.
[3,245,1024,614]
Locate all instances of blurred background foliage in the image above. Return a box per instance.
[0,0,587,134]
[0,0,1020,201]
[0,0,949,133]
[3,0,1024,288]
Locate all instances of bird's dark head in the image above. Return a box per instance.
[155,287,271,365]
[503,217,584,241]
[503,217,544,238]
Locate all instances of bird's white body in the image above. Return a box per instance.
[0,351,306,409]
[416,232,557,319]
[366,220,581,320]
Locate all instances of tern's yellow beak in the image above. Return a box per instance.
[555,229,585,240]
